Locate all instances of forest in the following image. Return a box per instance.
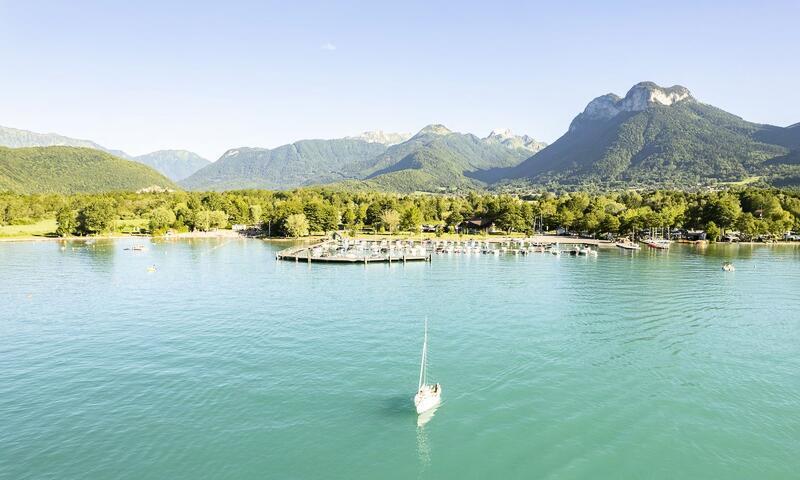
[1,188,799,241]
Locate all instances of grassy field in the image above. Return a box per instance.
[0,217,149,238]
[116,218,148,234]
[0,219,57,237]
[720,176,762,186]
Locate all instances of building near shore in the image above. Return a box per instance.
[459,217,494,234]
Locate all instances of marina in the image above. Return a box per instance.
[275,236,609,263]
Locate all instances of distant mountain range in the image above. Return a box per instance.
[478,82,800,188]
[0,125,208,181]
[133,150,210,182]
[345,130,412,145]
[2,82,799,194]
[181,139,389,191]
[0,125,131,159]
[0,146,175,194]
[181,125,544,192]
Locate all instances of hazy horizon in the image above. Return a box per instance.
[2,0,798,160]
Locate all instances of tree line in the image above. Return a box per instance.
[1,188,799,240]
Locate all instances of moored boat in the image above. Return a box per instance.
[616,241,641,250]
[722,262,735,272]
[645,239,671,249]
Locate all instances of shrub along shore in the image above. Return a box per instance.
[1,188,799,242]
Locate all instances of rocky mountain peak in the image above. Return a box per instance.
[415,124,453,137]
[486,128,515,140]
[621,82,692,111]
[571,82,694,131]
[483,128,547,153]
[345,130,411,146]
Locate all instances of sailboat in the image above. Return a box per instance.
[414,318,441,415]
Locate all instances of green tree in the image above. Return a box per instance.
[193,210,212,232]
[735,212,761,240]
[706,193,742,231]
[148,207,176,234]
[249,204,263,225]
[497,211,526,233]
[285,213,310,237]
[55,206,77,236]
[380,209,401,233]
[400,205,423,232]
[598,214,620,234]
[342,204,357,228]
[76,199,116,235]
[446,210,464,228]
[303,201,338,233]
[706,221,721,242]
[209,210,229,229]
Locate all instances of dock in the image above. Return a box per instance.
[275,235,613,264]
[276,239,431,264]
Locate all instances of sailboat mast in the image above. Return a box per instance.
[418,319,428,390]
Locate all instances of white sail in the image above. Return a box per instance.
[418,318,428,390]
[414,317,441,415]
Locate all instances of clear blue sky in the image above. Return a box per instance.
[1,0,798,160]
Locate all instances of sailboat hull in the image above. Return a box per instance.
[414,385,442,414]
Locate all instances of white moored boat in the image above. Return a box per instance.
[615,241,641,250]
[414,318,441,415]
[645,239,671,249]
[722,262,735,272]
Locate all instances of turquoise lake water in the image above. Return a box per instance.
[1,238,799,479]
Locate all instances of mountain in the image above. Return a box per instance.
[0,125,132,159]
[134,150,210,181]
[0,126,211,180]
[0,146,176,194]
[345,130,411,145]
[483,129,547,153]
[482,82,800,188]
[755,122,800,150]
[348,124,535,192]
[181,139,389,190]
[182,125,541,192]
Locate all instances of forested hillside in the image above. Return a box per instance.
[0,146,175,194]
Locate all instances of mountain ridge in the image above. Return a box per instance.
[182,124,544,192]
[0,125,209,180]
[480,81,800,188]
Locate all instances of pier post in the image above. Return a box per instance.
[307,248,311,264]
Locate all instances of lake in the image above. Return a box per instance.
[1,238,799,479]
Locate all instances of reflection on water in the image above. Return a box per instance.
[61,239,117,272]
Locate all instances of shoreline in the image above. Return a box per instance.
[2,230,799,247]
[0,229,245,243]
